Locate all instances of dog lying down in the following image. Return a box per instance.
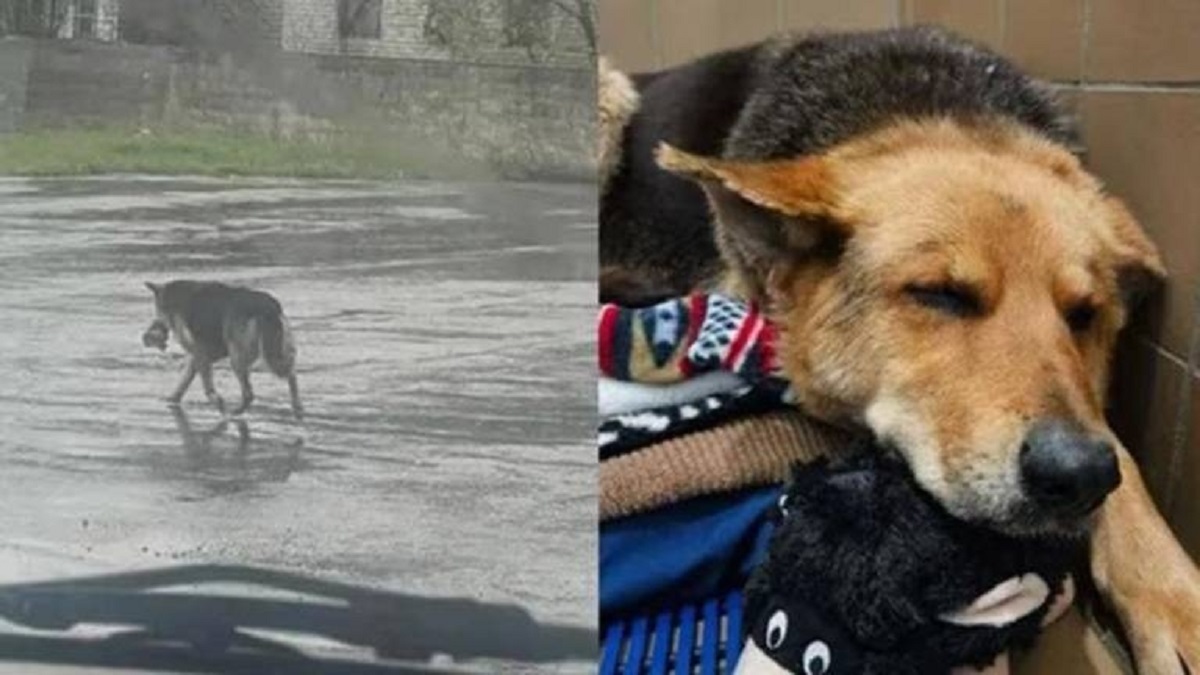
[739,453,1082,675]
[600,27,1200,672]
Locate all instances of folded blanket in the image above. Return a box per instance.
[597,371,749,417]
[597,293,837,621]
[600,486,781,621]
[597,292,794,454]
[598,380,793,459]
[596,293,837,516]
[599,293,780,384]
[600,410,852,521]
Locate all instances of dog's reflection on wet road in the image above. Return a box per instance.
[166,407,303,492]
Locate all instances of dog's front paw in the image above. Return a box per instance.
[1123,586,1200,675]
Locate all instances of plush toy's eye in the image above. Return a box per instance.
[802,640,831,675]
[776,493,790,516]
[765,609,788,650]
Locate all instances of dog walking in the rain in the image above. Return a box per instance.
[142,280,303,419]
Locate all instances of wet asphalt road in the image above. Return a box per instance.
[0,176,596,671]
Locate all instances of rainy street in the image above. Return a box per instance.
[0,176,596,670]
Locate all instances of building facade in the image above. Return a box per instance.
[280,0,593,66]
[53,0,120,41]
[62,0,592,67]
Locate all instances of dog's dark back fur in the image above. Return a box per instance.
[599,26,1078,303]
[158,280,291,375]
[600,48,759,302]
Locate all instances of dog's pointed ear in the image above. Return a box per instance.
[1104,198,1166,310]
[655,143,851,301]
[145,281,161,295]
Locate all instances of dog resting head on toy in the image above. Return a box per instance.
[737,455,1084,675]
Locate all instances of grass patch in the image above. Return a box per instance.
[0,127,493,179]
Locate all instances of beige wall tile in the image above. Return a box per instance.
[1005,0,1083,81]
[1048,84,1082,119]
[1081,92,1200,358]
[781,0,898,32]
[656,0,779,68]
[1087,0,1200,82]
[907,0,1002,50]
[599,0,659,72]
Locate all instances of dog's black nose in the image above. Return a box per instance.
[1020,419,1120,517]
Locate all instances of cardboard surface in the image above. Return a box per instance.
[1016,608,1131,675]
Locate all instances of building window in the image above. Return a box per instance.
[338,0,382,39]
[74,0,98,38]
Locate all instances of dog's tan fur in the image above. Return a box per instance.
[657,117,1200,673]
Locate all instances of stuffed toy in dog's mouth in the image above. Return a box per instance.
[142,322,168,351]
[738,454,1085,675]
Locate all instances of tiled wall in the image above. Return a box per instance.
[600,0,1200,558]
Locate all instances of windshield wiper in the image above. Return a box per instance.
[0,564,594,674]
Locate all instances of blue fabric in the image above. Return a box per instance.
[650,611,672,672]
[600,623,622,675]
[701,597,720,674]
[677,605,696,675]
[724,591,743,670]
[623,616,649,675]
[599,486,781,620]
[600,591,746,675]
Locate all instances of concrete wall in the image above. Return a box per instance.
[21,38,169,128]
[304,53,593,176]
[116,0,286,51]
[1,37,593,178]
[0,40,33,132]
[601,0,1200,558]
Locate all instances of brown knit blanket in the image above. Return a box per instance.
[599,410,856,521]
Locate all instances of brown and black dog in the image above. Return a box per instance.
[600,27,1200,673]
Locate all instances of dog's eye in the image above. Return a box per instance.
[1064,303,1097,333]
[904,284,981,317]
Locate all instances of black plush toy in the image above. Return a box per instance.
[737,454,1084,675]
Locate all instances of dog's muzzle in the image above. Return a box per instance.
[142,322,168,350]
[1020,418,1120,519]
